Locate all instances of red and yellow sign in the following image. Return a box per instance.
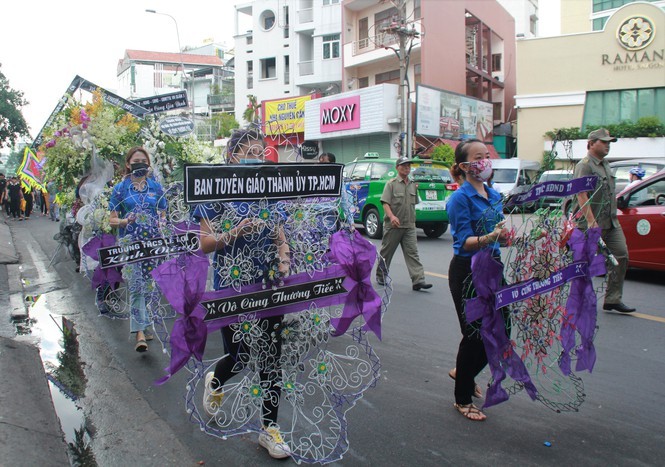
[262,95,311,136]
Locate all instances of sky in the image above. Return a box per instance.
[1,0,238,140]
[1,0,560,144]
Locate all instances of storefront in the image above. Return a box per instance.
[304,84,401,164]
[261,95,313,162]
[515,2,665,162]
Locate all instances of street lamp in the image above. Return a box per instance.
[145,9,192,119]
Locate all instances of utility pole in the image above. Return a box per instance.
[379,0,420,158]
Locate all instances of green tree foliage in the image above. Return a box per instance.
[212,112,239,138]
[544,117,665,140]
[430,144,454,166]
[3,149,23,175]
[0,64,30,148]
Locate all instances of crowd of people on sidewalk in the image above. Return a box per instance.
[0,173,59,222]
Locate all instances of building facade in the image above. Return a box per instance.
[116,49,231,117]
[561,0,665,34]
[497,0,540,37]
[233,0,343,125]
[515,2,665,162]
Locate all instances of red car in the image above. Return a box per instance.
[616,170,665,271]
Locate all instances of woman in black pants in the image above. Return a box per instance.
[446,139,508,421]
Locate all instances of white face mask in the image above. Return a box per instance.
[465,159,493,182]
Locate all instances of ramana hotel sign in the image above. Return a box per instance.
[602,15,663,70]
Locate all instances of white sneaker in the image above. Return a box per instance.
[202,372,224,416]
[258,425,291,459]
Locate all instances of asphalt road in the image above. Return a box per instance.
[11,215,665,466]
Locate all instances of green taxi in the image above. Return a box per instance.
[343,154,456,239]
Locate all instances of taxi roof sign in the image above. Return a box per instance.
[364,152,380,159]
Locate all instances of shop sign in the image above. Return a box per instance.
[602,15,664,71]
[300,140,319,159]
[263,95,311,136]
[320,96,360,133]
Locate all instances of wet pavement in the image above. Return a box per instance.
[0,216,196,466]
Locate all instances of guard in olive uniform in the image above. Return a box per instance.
[574,128,635,313]
[376,157,432,291]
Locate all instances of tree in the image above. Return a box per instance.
[431,143,455,166]
[212,112,239,138]
[0,64,30,149]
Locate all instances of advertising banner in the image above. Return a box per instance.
[415,84,494,142]
[132,91,189,114]
[184,163,344,204]
[262,95,311,135]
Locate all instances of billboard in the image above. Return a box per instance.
[262,95,312,136]
[415,85,494,142]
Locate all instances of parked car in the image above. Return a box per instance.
[343,155,456,239]
[536,169,574,209]
[616,169,665,271]
[609,158,665,194]
[491,157,542,202]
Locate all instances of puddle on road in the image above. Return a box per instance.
[17,296,97,466]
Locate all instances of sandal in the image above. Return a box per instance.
[135,339,148,352]
[144,331,154,341]
[454,403,487,421]
[448,368,483,399]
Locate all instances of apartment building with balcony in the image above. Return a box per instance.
[233,0,343,125]
[322,0,515,160]
[116,49,232,117]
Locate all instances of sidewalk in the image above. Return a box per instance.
[0,215,198,466]
[0,217,70,465]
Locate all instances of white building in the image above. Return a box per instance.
[116,49,230,116]
[233,0,343,124]
[496,0,539,37]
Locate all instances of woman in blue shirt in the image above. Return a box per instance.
[446,139,508,421]
[196,129,292,459]
[109,147,166,352]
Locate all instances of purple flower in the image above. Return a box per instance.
[46,140,56,148]
[54,131,62,137]
[81,123,88,130]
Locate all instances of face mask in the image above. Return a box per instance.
[130,162,149,177]
[238,158,264,165]
[465,159,493,182]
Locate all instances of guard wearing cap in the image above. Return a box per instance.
[573,128,635,313]
[376,157,432,291]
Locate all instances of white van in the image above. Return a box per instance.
[491,158,541,196]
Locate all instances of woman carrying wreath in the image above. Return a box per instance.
[109,147,167,352]
[195,128,292,459]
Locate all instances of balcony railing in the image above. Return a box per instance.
[298,61,314,76]
[352,32,399,55]
[207,94,235,106]
[298,8,313,23]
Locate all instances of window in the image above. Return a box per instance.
[358,77,369,88]
[414,63,421,85]
[283,6,289,38]
[375,69,400,85]
[370,163,392,180]
[323,0,340,5]
[582,87,665,128]
[343,163,355,179]
[491,54,502,72]
[350,163,370,181]
[260,57,276,79]
[323,34,340,59]
[593,17,608,31]
[628,179,665,207]
[414,0,421,19]
[284,55,290,84]
[358,17,369,49]
[592,0,651,13]
[260,10,276,30]
[529,14,537,35]
[247,61,253,89]
[375,7,398,28]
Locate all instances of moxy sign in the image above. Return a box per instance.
[320,96,361,133]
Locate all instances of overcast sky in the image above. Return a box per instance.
[1,0,560,142]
